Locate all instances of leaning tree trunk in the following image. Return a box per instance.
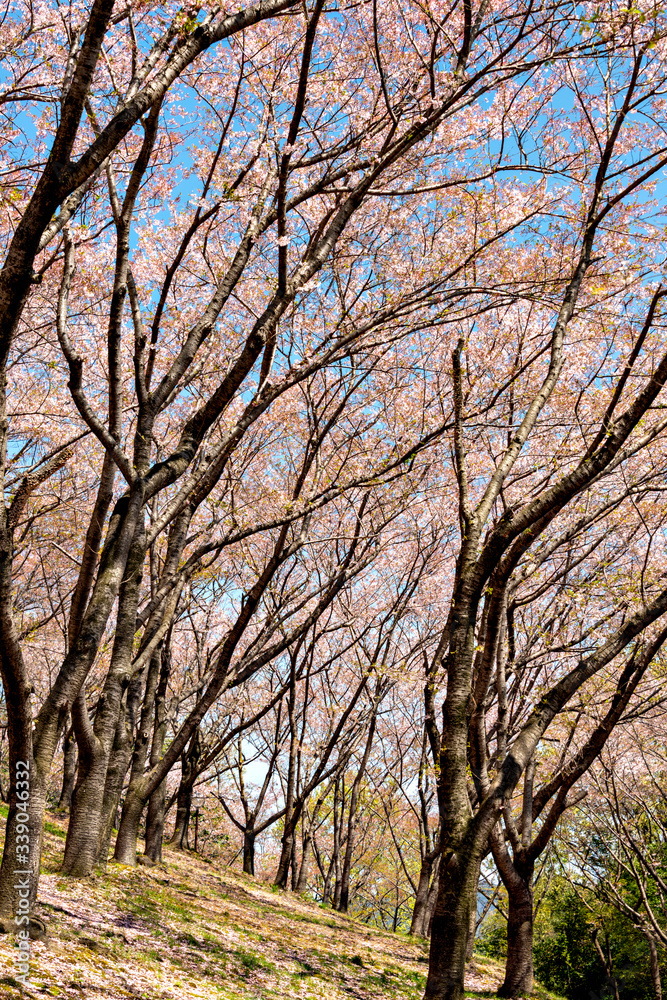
[411,850,440,937]
[275,824,295,888]
[115,670,201,867]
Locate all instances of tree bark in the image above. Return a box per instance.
[274,646,300,889]
[111,788,145,863]
[425,855,441,938]
[62,523,146,876]
[424,844,481,1000]
[60,691,109,878]
[96,706,132,867]
[498,861,534,998]
[275,826,295,889]
[144,780,166,862]
[143,640,171,862]
[332,777,343,909]
[290,831,300,892]
[167,730,200,851]
[322,858,334,906]
[0,486,43,920]
[424,549,483,999]
[4,487,145,905]
[338,708,377,913]
[243,828,256,876]
[647,933,662,1000]
[58,723,77,811]
[97,647,161,864]
[169,784,191,850]
[296,826,312,893]
[411,854,435,936]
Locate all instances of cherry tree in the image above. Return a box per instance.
[3,18,667,1000]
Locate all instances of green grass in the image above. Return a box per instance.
[43,819,65,838]
[234,945,276,975]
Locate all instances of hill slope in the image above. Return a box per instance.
[0,811,560,1000]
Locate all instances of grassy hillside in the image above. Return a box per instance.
[0,810,561,1000]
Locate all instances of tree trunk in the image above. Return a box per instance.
[490,762,537,999]
[62,523,146,876]
[96,706,132,867]
[498,865,534,997]
[332,855,343,910]
[274,649,299,889]
[0,752,45,926]
[125,649,161,797]
[338,709,377,913]
[331,776,343,908]
[338,832,354,910]
[466,895,476,963]
[466,854,483,962]
[144,780,166,862]
[243,828,256,876]
[425,557,492,999]
[112,786,145,864]
[114,704,201,865]
[425,854,441,938]
[97,648,161,865]
[322,849,334,906]
[167,733,199,850]
[0,500,43,922]
[143,641,171,863]
[290,830,300,892]
[411,853,435,937]
[61,694,109,878]
[58,723,77,811]
[647,933,663,1000]
[3,487,145,906]
[169,784,191,849]
[275,825,294,889]
[296,827,312,893]
[424,845,481,1000]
